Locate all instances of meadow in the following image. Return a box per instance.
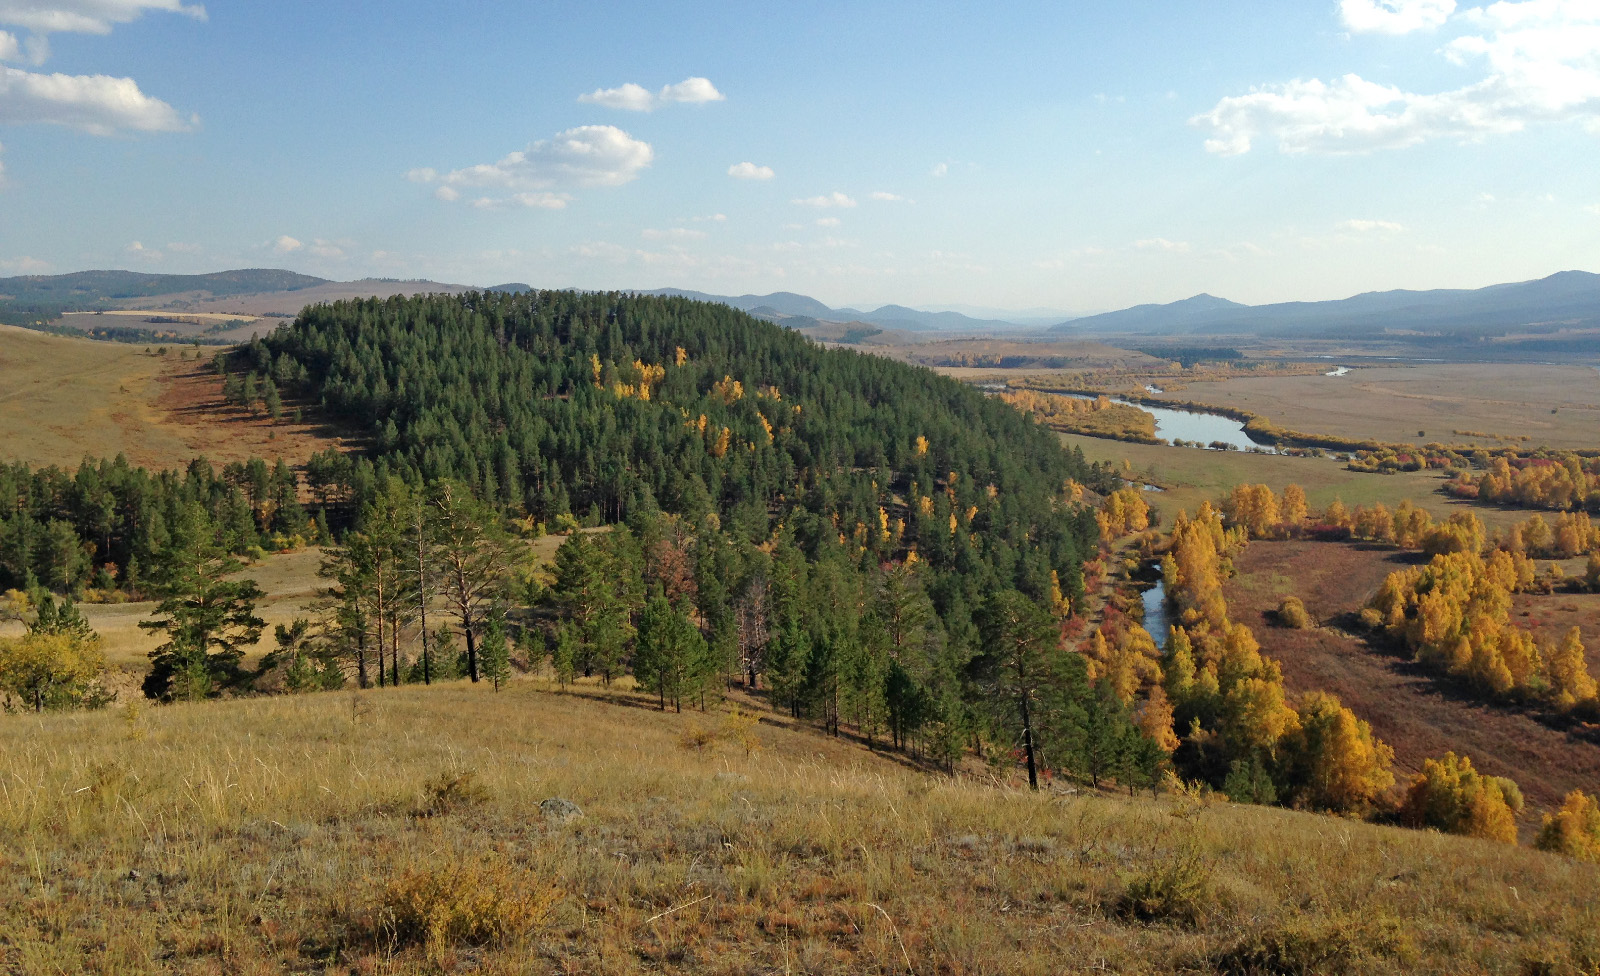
[1223,540,1600,828]
[1162,363,1600,451]
[3,680,1599,975]
[0,326,348,471]
[1057,431,1535,533]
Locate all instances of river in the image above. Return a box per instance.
[1111,397,1280,453]
[1140,572,1169,648]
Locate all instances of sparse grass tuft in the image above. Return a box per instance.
[1116,849,1216,926]
[363,858,562,961]
[1210,911,1414,975]
[419,769,489,815]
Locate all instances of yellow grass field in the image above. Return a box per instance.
[1059,432,1532,533]
[0,324,354,471]
[2,682,1596,974]
[1170,363,1600,450]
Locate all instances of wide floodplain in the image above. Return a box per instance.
[1173,362,1600,449]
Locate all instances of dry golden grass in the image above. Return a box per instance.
[0,325,181,469]
[2,681,1597,974]
[1173,364,1600,451]
[0,324,352,471]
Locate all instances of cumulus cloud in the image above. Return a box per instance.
[692,213,727,222]
[815,217,840,227]
[1195,0,1600,154]
[793,191,856,208]
[0,4,201,133]
[579,76,724,111]
[930,162,948,177]
[727,161,773,180]
[870,191,909,202]
[0,64,192,132]
[0,1,205,35]
[272,235,302,254]
[1340,218,1406,231]
[412,125,651,209]
[1339,0,1455,34]
[125,240,160,260]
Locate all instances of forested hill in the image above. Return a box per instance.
[253,290,1108,602]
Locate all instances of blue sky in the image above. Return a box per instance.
[1,0,1597,313]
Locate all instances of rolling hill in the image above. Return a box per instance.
[1051,270,1600,338]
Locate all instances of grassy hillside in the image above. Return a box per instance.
[0,269,326,307]
[3,683,1597,975]
[0,325,348,470]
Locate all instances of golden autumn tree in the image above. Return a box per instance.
[1279,692,1395,814]
[1544,627,1597,708]
[1400,752,1521,845]
[1281,483,1308,528]
[1535,790,1600,862]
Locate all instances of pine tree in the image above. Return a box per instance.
[480,609,510,691]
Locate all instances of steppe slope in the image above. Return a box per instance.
[2,683,1597,974]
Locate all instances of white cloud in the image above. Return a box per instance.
[272,235,302,254]
[579,75,724,111]
[0,1,205,35]
[692,212,727,222]
[793,191,856,208]
[579,82,652,111]
[0,29,18,60]
[511,191,568,208]
[165,240,199,253]
[659,76,723,104]
[930,162,948,177]
[1339,218,1406,231]
[1196,0,1600,154]
[1134,237,1192,252]
[413,125,651,209]
[870,191,909,202]
[1339,0,1455,34]
[0,64,192,132]
[641,227,707,240]
[308,239,345,259]
[1585,203,1600,215]
[125,240,161,260]
[466,191,570,211]
[437,126,650,189]
[815,217,840,227]
[728,161,774,180]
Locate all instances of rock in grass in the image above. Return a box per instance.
[540,797,584,823]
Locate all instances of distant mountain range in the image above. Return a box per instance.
[7,268,1597,343]
[637,289,1025,332]
[1050,271,1600,337]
